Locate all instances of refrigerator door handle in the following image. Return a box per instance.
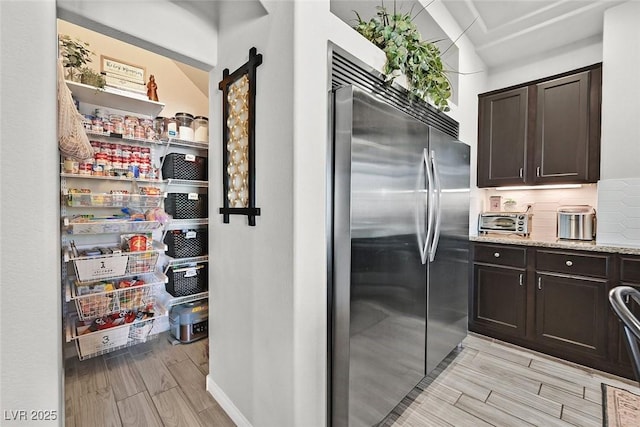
[421,148,434,264]
[428,150,442,263]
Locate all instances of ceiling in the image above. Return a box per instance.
[439,0,625,69]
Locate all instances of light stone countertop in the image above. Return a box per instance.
[470,234,640,255]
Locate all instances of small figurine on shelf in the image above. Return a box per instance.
[147,74,159,101]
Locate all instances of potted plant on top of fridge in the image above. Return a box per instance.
[353,3,453,111]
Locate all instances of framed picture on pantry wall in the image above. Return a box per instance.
[100,55,146,85]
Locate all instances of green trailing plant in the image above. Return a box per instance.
[58,34,95,82]
[79,67,105,88]
[354,4,452,111]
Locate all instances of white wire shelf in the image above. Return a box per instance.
[63,192,163,209]
[164,218,209,231]
[67,272,167,321]
[66,306,165,360]
[65,242,165,283]
[157,289,208,309]
[63,217,161,235]
[164,255,209,270]
[60,173,163,184]
[84,130,165,147]
[165,178,209,188]
[160,137,209,150]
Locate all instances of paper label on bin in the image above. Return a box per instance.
[186,231,196,239]
[185,154,196,162]
[184,268,197,278]
[188,193,199,200]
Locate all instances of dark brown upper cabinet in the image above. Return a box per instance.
[477,64,602,188]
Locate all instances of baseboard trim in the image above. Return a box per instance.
[206,374,252,427]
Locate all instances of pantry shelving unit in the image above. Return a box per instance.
[61,80,209,360]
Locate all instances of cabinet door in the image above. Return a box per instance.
[615,283,640,370]
[535,273,607,358]
[472,264,526,337]
[534,71,591,184]
[615,257,640,369]
[477,87,528,187]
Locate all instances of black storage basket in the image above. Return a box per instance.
[165,193,208,219]
[166,263,208,297]
[162,153,207,181]
[164,229,208,258]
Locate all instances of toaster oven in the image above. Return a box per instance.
[478,212,532,236]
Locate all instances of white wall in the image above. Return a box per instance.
[600,0,640,180]
[485,36,603,92]
[208,1,296,426]
[0,1,63,426]
[57,0,218,70]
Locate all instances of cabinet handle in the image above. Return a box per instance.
[494,252,500,258]
[519,168,523,178]
[536,166,541,177]
[565,260,573,267]
[538,277,542,290]
[519,273,524,286]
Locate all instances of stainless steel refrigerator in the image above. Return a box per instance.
[331,85,470,426]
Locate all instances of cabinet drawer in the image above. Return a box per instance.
[474,244,526,268]
[536,250,609,278]
[620,256,640,283]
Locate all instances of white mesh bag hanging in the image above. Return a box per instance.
[57,58,93,161]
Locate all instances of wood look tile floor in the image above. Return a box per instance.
[386,333,640,427]
[66,332,640,426]
[64,333,235,427]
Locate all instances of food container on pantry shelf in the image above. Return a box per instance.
[109,115,124,134]
[83,115,94,131]
[192,116,208,143]
[161,153,207,181]
[91,118,103,133]
[175,112,194,141]
[153,117,165,139]
[166,263,208,297]
[165,193,208,219]
[164,229,208,258]
[164,117,178,139]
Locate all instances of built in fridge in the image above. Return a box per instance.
[330,85,470,426]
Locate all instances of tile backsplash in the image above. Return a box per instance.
[481,185,598,239]
[596,178,640,248]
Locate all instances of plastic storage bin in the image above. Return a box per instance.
[164,193,208,219]
[161,153,207,181]
[164,229,208,258]
[166,263,208,297]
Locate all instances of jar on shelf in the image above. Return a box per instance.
[82,115,94,131]
[90,141,101,156]
[109,115,124,134]
[164,117,178,139]
[134,125,146,140]
[91,117,103,133]
[153,117,165,140]
[100,142,111,154]
[103,121,115,134]
[192,116,208,143]
[175,112,194,141]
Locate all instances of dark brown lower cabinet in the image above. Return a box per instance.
[535,273,607,358]
[473,264,526,337]
[614,257,640,372]
[470,242,639,380]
